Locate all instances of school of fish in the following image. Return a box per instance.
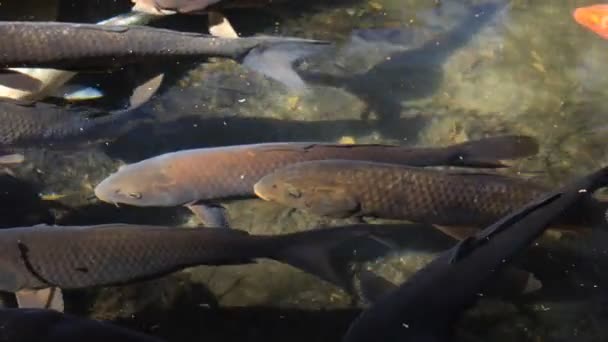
[0,1,605,342]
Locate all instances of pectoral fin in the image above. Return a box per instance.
[15,287,64,312]
[0,70,43,92]
[306,187,361,218]
[208,11,239,38]
[187,203,230,228]
[128,72,165,110]
[433,225,479,241]
[486,267,542,296]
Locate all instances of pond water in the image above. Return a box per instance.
[1,0,608,341]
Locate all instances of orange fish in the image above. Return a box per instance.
[573,4,608,39]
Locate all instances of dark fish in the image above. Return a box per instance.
[0,100,147,149]
[0,11,159,102]
[94,136,539,226]
[342,165,608,342]
[0,308,163,342]
[0,21,328,89]
[253,160,607,237]
[0,223,404,310]
[0,72,162,163]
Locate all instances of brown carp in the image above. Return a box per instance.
[253,160,607,237]
[94,136,539,226]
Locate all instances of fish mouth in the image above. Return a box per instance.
[93,180,117,204]
[573,8,591,26]
[253,182,272,201]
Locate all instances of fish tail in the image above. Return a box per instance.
[447,135,540,168]
[240,38,332,91]
[266,225,407,294]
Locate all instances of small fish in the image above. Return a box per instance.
[94,136,539,226]
[342,165,608,342]
[0,21,329,90]
[0,308,164,342]
[0,223,404,311]
[0,11,159,102]
[573,4,608,39]
[253,160,607,238]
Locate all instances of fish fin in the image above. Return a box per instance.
[271,225,403,293]
[16,287,64,312]
[128,72,165,110]
[0,70,44,92]
[304,187,361,218]
[432,225,478,241]
[187,203,230,228]
[0,153,25,164]
[50,85,104,101]
[448,135,539,168]
[486,267,542,296]
[241,40,330,91]
[208,11,239,38]
[355,269,398,304]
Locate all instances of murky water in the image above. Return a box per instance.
[1,0,608,341]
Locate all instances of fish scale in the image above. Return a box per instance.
[0,225,261,290]
[95,136,540,207]
[0,101,142,149]
[358,163,544,225]
[254,160,606,229]
[0,223,416,297]
[0,21,325,69]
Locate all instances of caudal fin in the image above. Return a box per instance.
[269,224,414,294]
[448,135,539,168]
[241,39,332,91]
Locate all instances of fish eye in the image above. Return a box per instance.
[128,192,142,199]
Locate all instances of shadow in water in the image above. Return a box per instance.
[104,115,429,162]
[0,174,55,228]
[123,304,360,342]
[55,201,189,226]
[299,2,504,125]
